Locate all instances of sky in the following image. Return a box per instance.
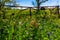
[16,0,60,7]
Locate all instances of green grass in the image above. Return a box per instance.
[0,8,60,40]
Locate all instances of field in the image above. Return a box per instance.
[0,8,60,40]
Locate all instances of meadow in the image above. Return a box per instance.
[0,7,60,40]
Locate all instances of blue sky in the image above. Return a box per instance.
[16,0,60,7]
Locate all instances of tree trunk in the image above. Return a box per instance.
[37,0,40,13]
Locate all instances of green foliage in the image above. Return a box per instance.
[0,6,60,40]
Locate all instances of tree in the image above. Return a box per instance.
[32,0,48,12]
[0,0,17,19]
[0,0,11,19]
